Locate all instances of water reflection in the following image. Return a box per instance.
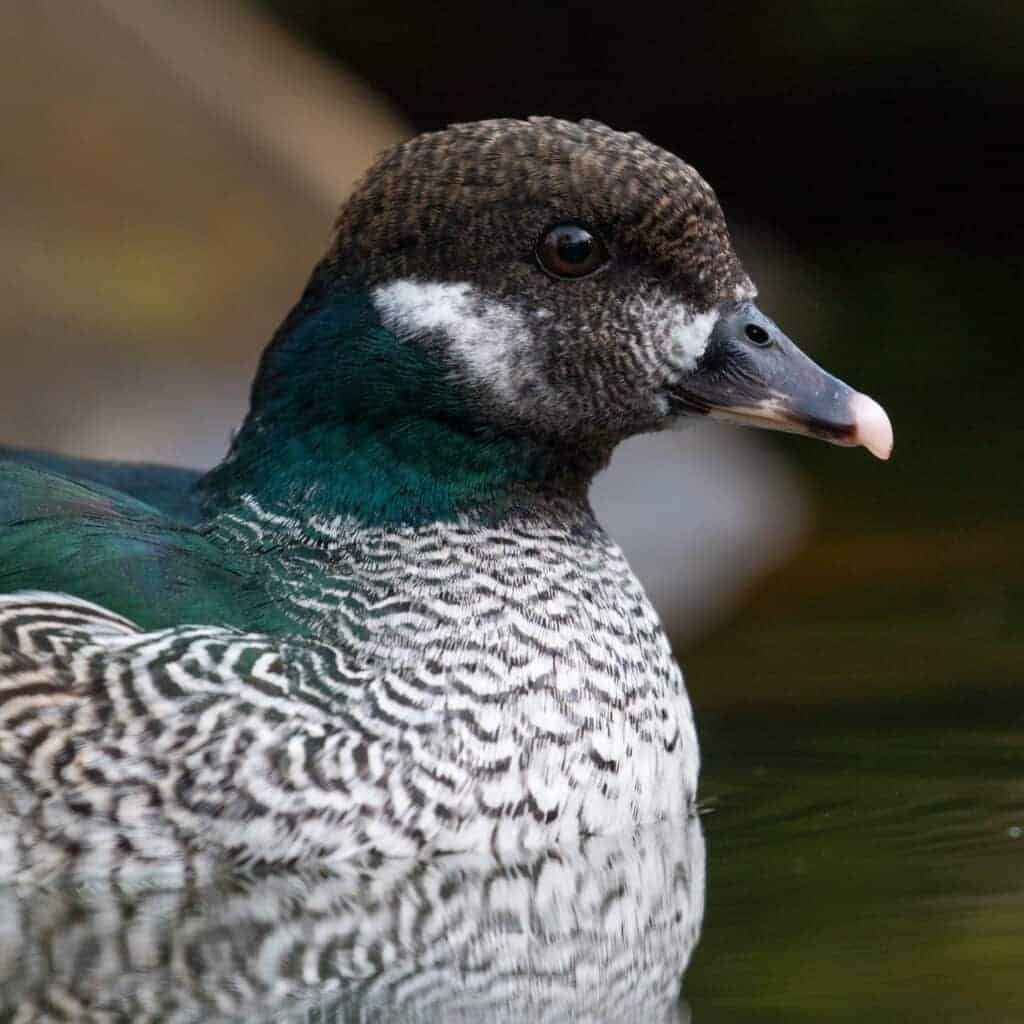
[0,817,704,1023]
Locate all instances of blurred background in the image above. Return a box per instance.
[2,3,1023,1018]
[2,0,1020,705]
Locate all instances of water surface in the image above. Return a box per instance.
[690,697,1024,1022]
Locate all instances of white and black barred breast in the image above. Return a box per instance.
[0,501,698,878]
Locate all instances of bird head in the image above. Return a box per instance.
[328,117,892,460]
[216,118,891,523]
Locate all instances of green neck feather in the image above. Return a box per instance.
[199,279,580,527]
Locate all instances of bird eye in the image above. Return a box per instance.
[535,223,608,279]
[744,322,772,346]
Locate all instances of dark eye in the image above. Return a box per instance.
[744,322,772,346]
[535,223,608,279]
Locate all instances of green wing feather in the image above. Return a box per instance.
[0,446,204,521]
[0,459,292,634]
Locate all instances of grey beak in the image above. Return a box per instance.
[671,302,893,460]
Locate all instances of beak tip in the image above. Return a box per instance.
[849,391,894,461]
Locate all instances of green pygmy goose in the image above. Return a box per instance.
[0,118,892,876]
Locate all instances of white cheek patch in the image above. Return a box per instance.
[665,307,719,371]
[371,279,536,402]
[733,279,758,302]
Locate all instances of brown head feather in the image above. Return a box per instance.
[327,117,752,308]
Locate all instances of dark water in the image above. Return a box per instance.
[690,701,1024,1023]
[681,516,1024,1023]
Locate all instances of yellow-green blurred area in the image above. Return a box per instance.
[2,2,1023,1020]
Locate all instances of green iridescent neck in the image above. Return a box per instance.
[198,280,590,527]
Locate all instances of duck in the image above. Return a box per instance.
[0,118,892,877]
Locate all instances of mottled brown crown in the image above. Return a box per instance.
[327,117,752,308]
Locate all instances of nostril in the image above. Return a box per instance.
[744,323,771,346]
